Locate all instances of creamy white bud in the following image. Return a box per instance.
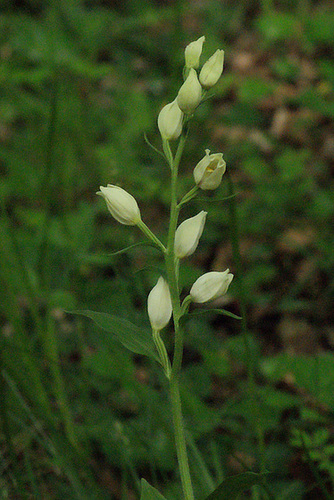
[190,269,233,303]
[177,68,202,114]
[147,277,172,331]
[174,211,207,258]
[158,99,184,140]
[199,49,225,89]
[185,36,205,69]
[193,149,226,190]
[97,185,141,225]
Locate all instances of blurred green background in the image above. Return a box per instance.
[0,0,334,498]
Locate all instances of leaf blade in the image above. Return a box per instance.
[140,479,167,500]
[204,472,268,500]
[184,309,242,322]
[72,310,159,362]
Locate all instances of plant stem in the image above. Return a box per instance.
[152,330,171,378]
[178,186,199,209]
[137,220,167,253]
[164,135,194,500]
[169,377,194,500]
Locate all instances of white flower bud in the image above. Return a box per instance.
[193,149,226,190]
[177,68,202,114]
[185,36,205,69]
[97,184,141,226]
[174,211,207,258]
[199,49,224,89]
[158,99,184,140]
[190,269,233,303]
[147,277,172,331]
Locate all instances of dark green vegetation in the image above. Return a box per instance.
[0,0,334,498]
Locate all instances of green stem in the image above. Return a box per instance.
[152,330,171,378]
[178,186,199,209]
[137,220,166,253]
[163,135,194,500]
[170,378,194,500]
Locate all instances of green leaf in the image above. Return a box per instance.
[106,241,159,256]
[81,241,159,263]
[140,479,167,500]
[72,310,159,362]
[186,309,242,321]
[204,472,268,500]
[197,194,238,204]
[144,133,165,160]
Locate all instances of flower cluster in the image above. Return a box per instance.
[97,36,233,361]
[148,269,233,332]
[147,36,231,332]
[158,36,225,139]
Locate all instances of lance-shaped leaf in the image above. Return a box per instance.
[140,479,167,500]
[73,310,159,362]
[188,309,242,321]
[180,309,242,326]
[203,472,269,500]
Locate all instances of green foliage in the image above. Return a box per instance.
[1,0,334,498]
[141,479,167,500]
[204,472,269,500]
[262,353,334,408]
[73,310,160,362]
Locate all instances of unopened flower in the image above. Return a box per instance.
[158,99,183,140]
[147,277,172,331]
[185,36,205,69]
[97,184,141,225]
[190,269,233,303]
[177,68,202,114]
[174,211,207,258]
[199,49,224,89]
[193,149,226,190]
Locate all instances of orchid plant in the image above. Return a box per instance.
[77,36,265,500]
